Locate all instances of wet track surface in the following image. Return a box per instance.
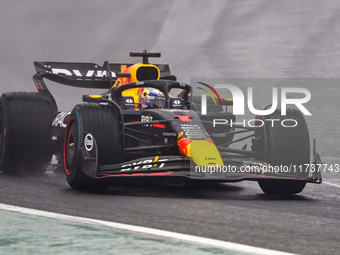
[0,172,339,255]
[1,1,340,254]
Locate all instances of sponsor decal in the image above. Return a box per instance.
[135,81,145,86]
[51,68,116,78]
[141,115,153,122]
[177,133,192,157]
[173,100,181,105]
[52,112,71,128]
[84,134,94,152]
[121,157,168,171]
[161,109,190,113]
[242,160,267,169]
[141,114,153,127]
[125,98,134,104]
[180,124,207,139]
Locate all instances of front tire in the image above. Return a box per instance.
[64,103,122,189]
[253,109,310,195]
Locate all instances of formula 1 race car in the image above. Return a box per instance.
[0,51,322,195]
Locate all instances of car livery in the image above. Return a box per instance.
[0,51,322,195]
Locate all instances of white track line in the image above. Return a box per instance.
[323,181,340,188]
[0,203,296,255]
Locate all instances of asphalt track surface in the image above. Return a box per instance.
[0,1,340,254]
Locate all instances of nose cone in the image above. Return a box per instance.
[178,136,224,167]
[190,139,224,167]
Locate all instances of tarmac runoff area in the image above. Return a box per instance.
[0,203,295,255]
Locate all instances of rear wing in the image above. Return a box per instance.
[33,61,171,90]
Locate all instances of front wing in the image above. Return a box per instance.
[80,138,322,184]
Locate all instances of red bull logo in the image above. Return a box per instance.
[177,132,192,157]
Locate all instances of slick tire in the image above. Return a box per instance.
[0,92,56,174]
[253,109,310,195]
[64,103,122,190]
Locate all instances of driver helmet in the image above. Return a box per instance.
[138,87,165,109]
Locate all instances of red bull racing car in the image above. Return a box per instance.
[0,51,322,194]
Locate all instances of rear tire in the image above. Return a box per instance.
[64,103,122,190]
[0,92,55,174]
[253,109,310,195]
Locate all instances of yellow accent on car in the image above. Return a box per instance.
[121,64,127,72]
[190,140,224,167]
[128,64,160,83]
[113,63,161,104]
[89,95,103,98]
[153,156,159,166]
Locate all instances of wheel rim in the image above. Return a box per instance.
[65,122,77,176]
